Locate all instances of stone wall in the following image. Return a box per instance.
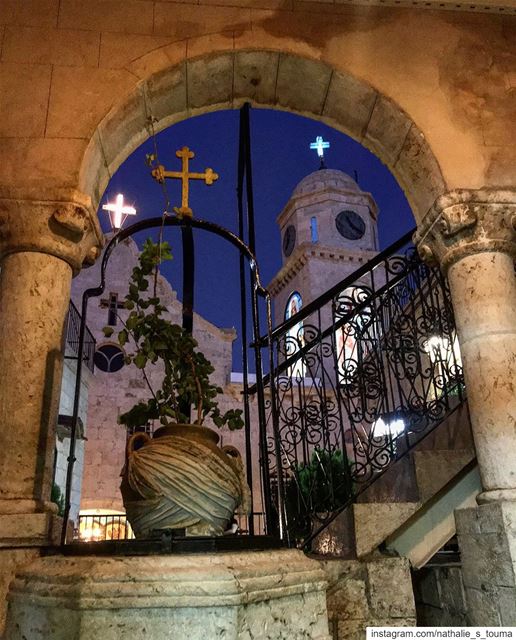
[320,557,416,639]
[412,566,467,625]
[1,0,515,222]
[54,358,92,523]
[455,502,516,626]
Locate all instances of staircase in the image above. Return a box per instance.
[327,402,478,564]
[254,229,475,560]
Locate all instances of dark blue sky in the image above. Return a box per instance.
[99,108,414,366]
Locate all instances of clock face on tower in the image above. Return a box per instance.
[283,224,296,257]
[335,210,366,240]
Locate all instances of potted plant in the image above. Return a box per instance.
[104,239,248,538]
[284,448,354,544]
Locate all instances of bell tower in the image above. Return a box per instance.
[268,166,379,328]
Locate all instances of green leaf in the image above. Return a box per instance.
[134,353,147,369]
[102,326,114,338]
[118,329,128,346]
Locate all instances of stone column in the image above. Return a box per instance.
[415,189,516,625]
[0,194,102,629]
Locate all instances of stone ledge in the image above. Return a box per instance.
[0,513,62,548]
[8,549,328,608]
[5,550,331,640]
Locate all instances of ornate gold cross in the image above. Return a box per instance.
[151,146,219,218]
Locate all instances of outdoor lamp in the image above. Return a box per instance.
[372,410,406,438]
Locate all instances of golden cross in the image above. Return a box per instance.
[151,146,219,218]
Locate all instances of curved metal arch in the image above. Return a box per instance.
[62,214,273,545]
[83,216,268,304]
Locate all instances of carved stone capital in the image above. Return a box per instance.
[414,189,516,273]
[0,192,103,274]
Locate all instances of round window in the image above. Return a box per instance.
[94,343,125,373]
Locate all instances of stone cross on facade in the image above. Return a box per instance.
[100,292,125,326]
[151,146,219,218]
[102,193,136,231]
[310,136,330,168]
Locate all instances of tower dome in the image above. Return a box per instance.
[292,168,361,198]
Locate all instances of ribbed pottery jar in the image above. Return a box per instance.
[120,423,249,538]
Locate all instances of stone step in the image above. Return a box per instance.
[353,450,475,557]
[413,449,475,503]
[386,463,481,568]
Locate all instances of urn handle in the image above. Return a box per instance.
[126,431,151,462]
[222,445,251,514]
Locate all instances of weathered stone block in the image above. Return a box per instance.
[187,54,233,111]
[2,26,100,67]
[275,54,332,115]
[4,550,331,640]
[99,33,176,70]
[455,505,481,535]
[496,586,516,626]
[466,587,501,626]
[0,513,60,548]
[415,568,442,609]
[460,531,515,589]
[354,502,419,557]
[0,63,51,138]
[327,579,369,621]
[234,50,280,105]
[46,66,136,139]
[322,71,377,141]
[394,125,446,221]
[363,95,412,167]
[367,558,415,619]
[145,62,188,126]
[0,0,58,28]
[154,4,251,39]
[438,568,467,614]
[59,0,154,35]
[97,83,149,177]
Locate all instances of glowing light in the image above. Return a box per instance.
[425,335,450,361]
[372,415,405,438]
[102,193,136,231]
[80,526,103,542]
[310,136,330,159]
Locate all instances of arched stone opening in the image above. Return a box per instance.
[79,49,446,225]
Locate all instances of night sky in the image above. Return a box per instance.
[99,108,415,368]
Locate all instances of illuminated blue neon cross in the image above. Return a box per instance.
[310,136,330,165]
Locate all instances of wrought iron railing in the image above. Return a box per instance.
[75,514,134,542]
[75,512,266,541]
[65,301,95,373]
[256,230,466,547]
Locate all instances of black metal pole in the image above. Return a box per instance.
[250,287,274,535]
[242,103,257,256]
[61,293,89,545]
[181,220,195,422]
[238,105,255,534]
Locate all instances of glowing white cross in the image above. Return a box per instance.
[102,193,136,231]
[310,136,330,160]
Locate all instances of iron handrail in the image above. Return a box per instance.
[255,227,417,347]
[65,300,96,373]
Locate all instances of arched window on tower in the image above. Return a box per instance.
[335,286,375,386]
[310,216,318,243]
[285,292,305,380]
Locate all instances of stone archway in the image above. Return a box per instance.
[79,50,446,225]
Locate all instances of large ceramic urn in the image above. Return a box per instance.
[120,424,251,538]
